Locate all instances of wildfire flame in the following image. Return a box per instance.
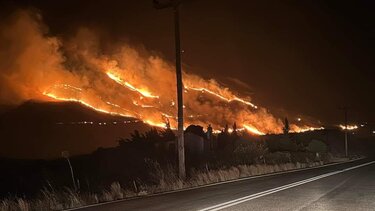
[106,72,159,99]
[293,126,325,133]
[184,87,258,109]
[339,124,358,130]
[243,124,265,135]
[0,10,325,136]
[43,91,136,118]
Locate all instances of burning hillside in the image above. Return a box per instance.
[0,10,322,135]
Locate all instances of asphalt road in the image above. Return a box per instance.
[74,159,375,211]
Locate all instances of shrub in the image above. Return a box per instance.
[233,140,268,164]
[264,152,291,164]
[266,137,298,152]
[307,140,327,153]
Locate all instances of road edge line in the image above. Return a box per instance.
[198,160,375,211]
[66,157,364,211]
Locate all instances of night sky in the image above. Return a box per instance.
[1,0,374,125]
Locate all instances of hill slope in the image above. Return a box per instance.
[0,101,151,159]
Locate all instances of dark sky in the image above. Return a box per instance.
[1,0,374,126]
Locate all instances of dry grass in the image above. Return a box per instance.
[0,160,329,211]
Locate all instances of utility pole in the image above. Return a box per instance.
[153,0,185,179]
[340,106,349,157]
[344,108,348,157]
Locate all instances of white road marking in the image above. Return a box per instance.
[295,176,351,211]
[198,161,375,211]
[66,158,363,210]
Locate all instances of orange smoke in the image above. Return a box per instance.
[0,10,323,135]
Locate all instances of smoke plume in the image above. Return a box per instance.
[0,10,321,134]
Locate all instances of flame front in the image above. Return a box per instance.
[184,86,258,109]
[339,124,358,130]
[106,72,159,99]
[1,10,324,135]
[243,124,265,135]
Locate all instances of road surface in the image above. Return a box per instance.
[74,159,375,211]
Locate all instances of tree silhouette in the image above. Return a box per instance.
[283,118,290,135]
[160,127,176,142]
[232,122,237,135]
[224,124,229,134]
[206,124,213,140]
[165,118,171,130]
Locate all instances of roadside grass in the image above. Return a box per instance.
[0,158,333,211]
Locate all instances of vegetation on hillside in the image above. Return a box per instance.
[1,123,372,210]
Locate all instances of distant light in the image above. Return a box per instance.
[373,131,375,134]
[360,124,365,127]
[339,124,358,130]
[297,118,302,122]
